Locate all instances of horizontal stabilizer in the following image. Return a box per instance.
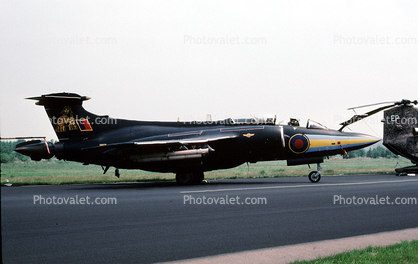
[27,92,91,106]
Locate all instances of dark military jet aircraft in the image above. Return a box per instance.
[15,92,380,184]
[340,99,418,175]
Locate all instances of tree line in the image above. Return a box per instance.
[1,140,58,163]
[1,140,30,163]
[348,146,398,159]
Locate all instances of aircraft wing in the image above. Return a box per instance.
[81,135,238,159]
[133,135,237,147]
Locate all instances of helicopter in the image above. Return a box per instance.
[340,99,418,175]
[14,92,380,184]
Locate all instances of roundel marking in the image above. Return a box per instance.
[289,134,310,154]
[294,139,304,149]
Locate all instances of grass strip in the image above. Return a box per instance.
[290,240,418,264]
[1,157,413,186]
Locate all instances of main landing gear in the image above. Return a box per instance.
[176,172,204,185]
[101,166,120,178]
[308,163,322,183]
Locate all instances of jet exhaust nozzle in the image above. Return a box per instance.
[14,140,55,161]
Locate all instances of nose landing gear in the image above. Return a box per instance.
[308,163,322,183]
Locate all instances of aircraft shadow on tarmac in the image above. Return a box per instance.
[68,174,401,191]
[71,177,312,190]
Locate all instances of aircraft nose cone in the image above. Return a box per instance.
[365,135,381,145]
[348,134,381,150]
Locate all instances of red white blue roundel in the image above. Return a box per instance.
[289,134,310,154]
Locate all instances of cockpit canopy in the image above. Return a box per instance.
[306,119,328,129]
[226,113,276,125]
[221,115,326,128]
[285,118,328,129]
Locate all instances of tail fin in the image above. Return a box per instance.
[28,92,103,140]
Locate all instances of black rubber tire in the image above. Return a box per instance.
[176,172,204,185]
[308,171,321,183]
[192,172,204,184]
[176,172,194,185]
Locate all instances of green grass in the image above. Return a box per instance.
[0,156,413,186]
[290,240,418,264]
[0,160,175,185]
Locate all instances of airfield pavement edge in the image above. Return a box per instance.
[163,227,418,264]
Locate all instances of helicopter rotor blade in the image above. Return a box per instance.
[339,103,397,131]
[348,99,417,110]
[347,101,398,110]
[339,99,418,131]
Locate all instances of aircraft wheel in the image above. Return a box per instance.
[176,172,194,185]
[176,172,204,185]
[308,171,321,183]
[193,172,204,184]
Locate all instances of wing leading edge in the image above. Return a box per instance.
[81,135,238,162]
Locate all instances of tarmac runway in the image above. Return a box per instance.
[2,174,418,263]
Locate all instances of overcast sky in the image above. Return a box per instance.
[1,1,417,140]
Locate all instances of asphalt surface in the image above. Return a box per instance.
[2,174,418,263]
